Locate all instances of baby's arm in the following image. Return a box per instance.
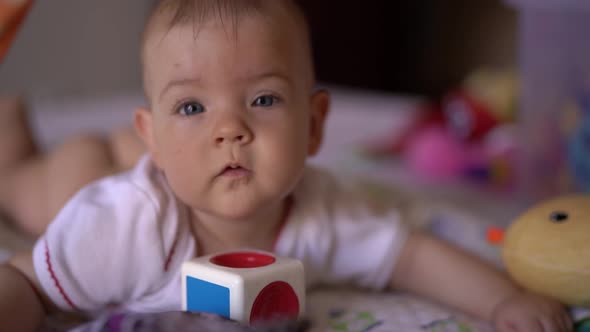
[0,251,50,331]
[390,231,571,332]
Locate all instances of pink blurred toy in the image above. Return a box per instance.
[404,127,470,179]
[365,69,518,187]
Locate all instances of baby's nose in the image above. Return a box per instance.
[215,133,251,144]
[214,117,253,145]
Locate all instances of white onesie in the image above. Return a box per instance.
[33,156,409,314]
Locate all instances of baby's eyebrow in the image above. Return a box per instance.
[158,71,293,101]
[248,71,292,87]
[159,78,202,101]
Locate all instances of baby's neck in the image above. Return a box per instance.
[190,198,290,256]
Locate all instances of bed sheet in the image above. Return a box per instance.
[0,87,517,331]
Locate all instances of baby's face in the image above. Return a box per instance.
[138,14,327,220]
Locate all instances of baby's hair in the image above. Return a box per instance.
[160,0,265,32]
[147,0,306,39]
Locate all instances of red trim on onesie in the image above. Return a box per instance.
[44,239,79,310]
[164,235,179,271]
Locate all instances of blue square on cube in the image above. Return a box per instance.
[186,276,230,317]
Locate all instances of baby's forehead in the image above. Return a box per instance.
[143,12,306,72]
[141,1,314,100]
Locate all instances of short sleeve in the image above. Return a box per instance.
[322,205,409,289]
[32,174,171,312]
[275,167,410,290]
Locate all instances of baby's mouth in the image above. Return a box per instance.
[218,163,251,178]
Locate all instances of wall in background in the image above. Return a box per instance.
[300,0,517,97]
[0,1,516,101]
[0,0,154,99]
[418,0,517,96]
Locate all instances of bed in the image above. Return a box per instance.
[0,87,525,331]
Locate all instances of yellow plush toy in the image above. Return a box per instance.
[502,195,590,307]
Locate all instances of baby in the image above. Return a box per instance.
[0,0,572,331]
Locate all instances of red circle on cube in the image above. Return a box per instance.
[250,281,299,324]
[210,252,276,268]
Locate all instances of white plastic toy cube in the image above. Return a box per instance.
[181,250,305,324]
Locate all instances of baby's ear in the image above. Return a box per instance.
[308,89,330,156]
[134,107,162,168]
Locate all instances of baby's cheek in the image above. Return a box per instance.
[265,132,307,166]
[264,142,306,189]
[164,160,206,200]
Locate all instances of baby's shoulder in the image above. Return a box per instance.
[32,157,193,311]
[103,154,172,210]
[44,155,184,251]
[295,166,344,200]
[296,165,409,213]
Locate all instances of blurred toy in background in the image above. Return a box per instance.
[432,194,590,330]
[443,90,500,142]
[501,194,590,330]
[0,0,33,62]
[502,195,590,307]
[456,68,517,129]
[565,94,590,192]
[365,68,519,189]
[576,318,590,332]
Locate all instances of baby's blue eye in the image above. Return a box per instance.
[252,95,277,107]
[178,102,205,116]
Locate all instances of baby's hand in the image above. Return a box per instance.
[492,291,572,332]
